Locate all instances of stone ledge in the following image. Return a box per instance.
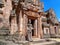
[0,39,29,45]
[30,41,60,45]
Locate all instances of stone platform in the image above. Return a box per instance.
[30,38,59,45]
[0,38,60,45]
[30,41,60,45]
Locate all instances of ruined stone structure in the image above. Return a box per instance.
[42,8,59,38]
[0,0,59,41]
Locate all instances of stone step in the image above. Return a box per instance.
[0,30,10,35]
[30,41,60,45]
[32,38,48,43]
[0,39,18,45]
[0,39,29,45]
[30,38,60,45]
[0,39,60,45]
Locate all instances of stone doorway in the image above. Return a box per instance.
[27,18,38,38]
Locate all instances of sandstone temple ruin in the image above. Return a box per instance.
[0,0,60,41]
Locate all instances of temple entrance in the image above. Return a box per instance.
[30,19,35,36]
[27,18,38,38]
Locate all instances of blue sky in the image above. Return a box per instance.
[40,0,60,21]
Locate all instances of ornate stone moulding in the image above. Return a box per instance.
[12,0,19,6]
[24,11,39,18]
[12,0,19,3]
[10,9,16,17]
[21,2,43,12]
[42,22,50,27]
[54,19,59,24]
[48,17,55,24]
[42,17,47,22]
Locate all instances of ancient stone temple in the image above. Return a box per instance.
[0,0,59,42]
[42,8,59,38]
[0,0,44,41]
[10,0,44,40]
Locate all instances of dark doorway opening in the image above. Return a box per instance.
[54,27,57,34]
[32,29,34,36]
[28,19,35,36]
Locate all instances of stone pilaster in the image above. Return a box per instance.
[18,11,23,35]
[3,0,12,28]
[37,15,43,38]
[18,10,25,41]
[40,16,43,38]
[10,16,18,35]
[50,24,55,34]
[23,14,28,36]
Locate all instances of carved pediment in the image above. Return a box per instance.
[42,22,50,27]
[22,2,43,12]
[12,0,19,5]
[25,11,39,17]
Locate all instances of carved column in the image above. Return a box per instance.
[37,15,43,38]
[3,0,12,27]
[18,10,26,41]
[18,10,23,34]
[40,16,43,38]
[23,14,28,40]
[23,14,28,36]
[37,17,40,38]
[10,16,17,34]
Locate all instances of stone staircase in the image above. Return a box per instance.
[0,38,60,45]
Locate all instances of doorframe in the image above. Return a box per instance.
[27,16,38,38]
